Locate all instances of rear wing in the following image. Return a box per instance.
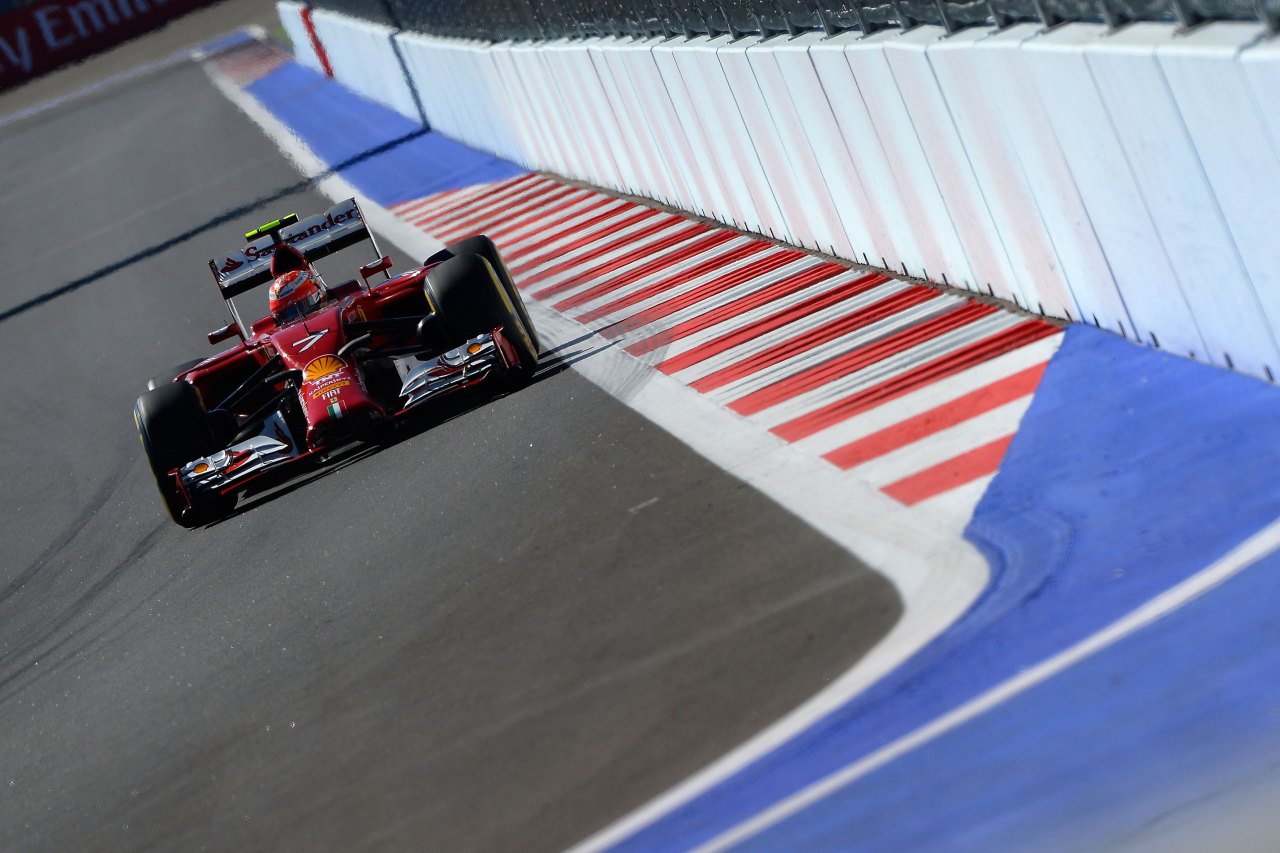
[209,198,376,299]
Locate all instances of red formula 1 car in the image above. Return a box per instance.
[134,197,539,528]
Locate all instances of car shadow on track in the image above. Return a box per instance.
[206,330,618,526]
[0,129,428,324]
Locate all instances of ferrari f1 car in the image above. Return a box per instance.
[134,198,539,528]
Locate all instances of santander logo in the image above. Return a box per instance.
[216,207,361,275]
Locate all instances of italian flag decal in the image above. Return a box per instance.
[327,401,343,419]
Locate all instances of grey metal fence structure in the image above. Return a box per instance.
[312,0,1278,41]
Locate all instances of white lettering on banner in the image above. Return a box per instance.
[34,8,72,49]
[67,0,120,37]
[0,27,31,73]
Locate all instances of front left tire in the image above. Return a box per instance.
[134,381,234,528]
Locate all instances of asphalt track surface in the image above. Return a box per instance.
[0,37,901,853]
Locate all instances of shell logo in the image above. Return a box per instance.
[303,355,346,382]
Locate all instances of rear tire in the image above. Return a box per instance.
[425,254,538,378]
[436,235,540,354]
[134,382,234,527]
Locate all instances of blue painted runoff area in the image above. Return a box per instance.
[743,543,1280,851]
[244,61,526,207]
[612,325,1280,851]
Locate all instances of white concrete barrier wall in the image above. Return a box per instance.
[291,10,1280,381]
[308,9,420,122]
[276,1,322,74]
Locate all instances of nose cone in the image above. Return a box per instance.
[300,354,385,448]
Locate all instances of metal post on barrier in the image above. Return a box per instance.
[814,4,847,36]
[933,0,961,32]
[779,2,808,36]
[1029,0,1067,27]
[1095,0,1123,31]
[843,0,883,35]
[889,0,923,29]
[646,0,679,38]
[719,3,746,39]
[1167,0,1206,30]
[1255,0,1279,33]
[985,0,1018,28]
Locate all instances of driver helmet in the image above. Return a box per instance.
[269,268,326,323]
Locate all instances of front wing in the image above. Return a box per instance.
[170,327,522,509]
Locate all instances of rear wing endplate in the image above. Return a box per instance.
[209,198,373,299]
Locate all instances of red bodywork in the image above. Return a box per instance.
[171,265,520,502]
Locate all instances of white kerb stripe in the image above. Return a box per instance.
[402,174,534,223]
[513,218,697,285]
[429,183,591,238]
[394,183,490,222]
[793,334,1062,457]
[746,313,1024,428]
[443,186,609,240]
[695,298,965,401]
[587,257,821,335]
[501,210,679,270]
[555,238,770,319]
[625,272,892,361]
[547,231,754,316]
[911,474,997,538]
[660,277,923,384]
[486,190,612,243]
[424,175,560,233]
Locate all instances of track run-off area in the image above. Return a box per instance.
[3,15,1280,851]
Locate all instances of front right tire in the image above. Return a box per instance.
[425,253,539,379]
[438,235,541,355]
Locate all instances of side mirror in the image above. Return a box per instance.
[359,255,393,285]
[208,323,241,345]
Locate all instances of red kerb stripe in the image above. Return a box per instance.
[300,5,333,78]
[437,184,584,243]
[554,230,739,313]
[691,287,946,392]
[588,242,775,334]
[510,208,666,278]
[769,321,1060,441]
[519,214,690,290]
[659,273,908,377]
[486,193,614,244]
[414,173,541,226]
[597,249,805,338]
[882,435,1015,505]
[630,271,888,357]
[430,180,567,238]
[823,362,1049,470]
[727,302,1000,415]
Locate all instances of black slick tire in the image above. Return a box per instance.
[435,235,541,354]
[134,382,234,527]
[425,253,538,379]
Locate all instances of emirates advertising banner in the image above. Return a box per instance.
[0,0,222,91]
